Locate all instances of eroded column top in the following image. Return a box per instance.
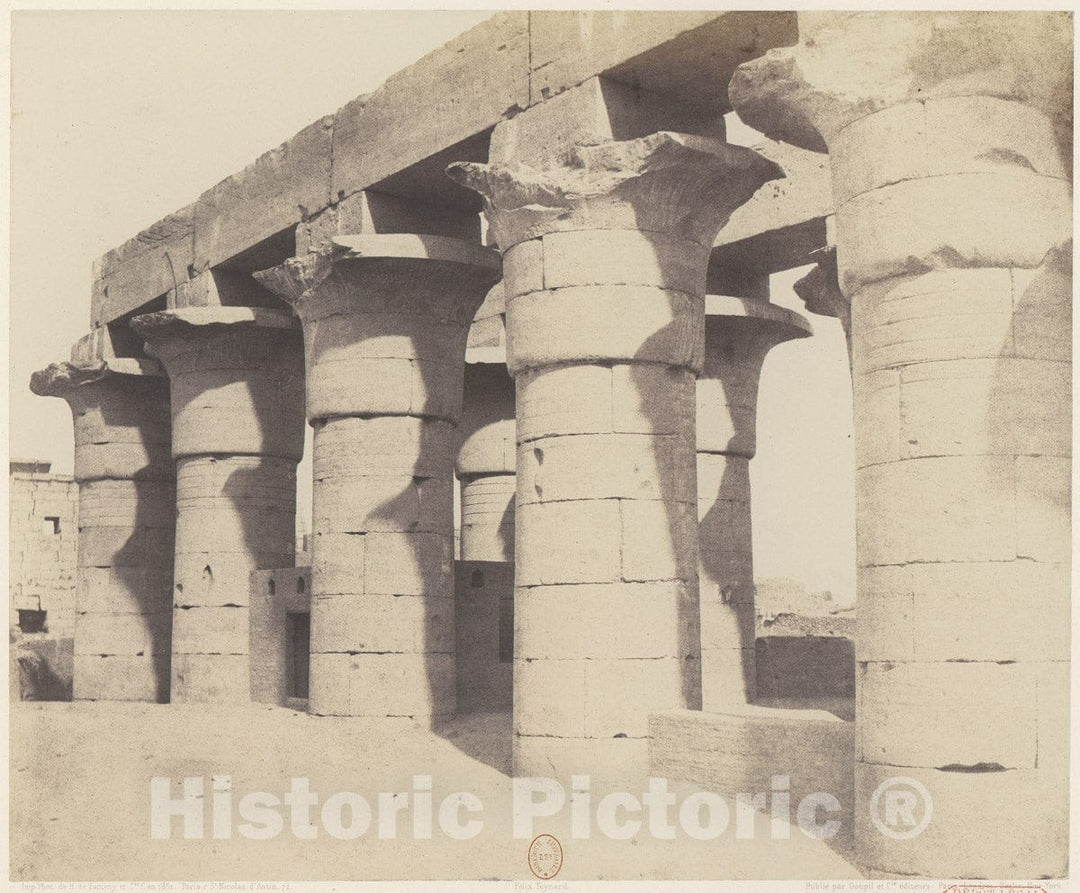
[254,233,501,325]
[131,306,305,462]
[729,11,1072,151]
[447,131,783,251]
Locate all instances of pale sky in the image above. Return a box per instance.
[8,10,855,603]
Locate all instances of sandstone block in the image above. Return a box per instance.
[857,660,1037,769]
[171,605,249,656]
[620,499,697,583]
[331,12,530,201]
[515,499,621,586]
[856,456,1018,566]
[516,365,615,442]
[171,653,250,704]
[513,658,586,738]
[508,286,704,375]
[73,653,169,703]
[193,116,333,270]
[854,762,1067,878]
[514,581,695,661]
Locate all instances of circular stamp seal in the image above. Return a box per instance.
[528,833,563,879]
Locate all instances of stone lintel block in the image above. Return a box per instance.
[853,761,1067,878]
[192,116,334,271]
[857,659,1038,769]
[73,653,169,703]
[310,592,453,656]
[729,11,1071,152]
[131,307,305,461]
[171,268,284,310]
[91,205,195,328]
[331,12,530,202]
[308,651,456,719]
[714,138,832,266]
[448,132,784,252]
[514,581,696,662]
[296,190,481,256]
[491,75,724,168]
[528,12,795,111]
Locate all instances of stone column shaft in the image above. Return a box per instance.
[31,358,175,702]
[457,362,516,563]
[256,234,500,722]
[133,308,304,704]
[451,131,784,778]
[698,297,811,710]
[731,11,1071,877]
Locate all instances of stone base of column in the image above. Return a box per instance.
[854,757,1068,877]
[514,735,651,786]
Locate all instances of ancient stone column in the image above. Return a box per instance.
[731,11,1071,877]
[457,362,516,563]
[30,355,174,702]
[255,234,501,722]
[450,132,783,778]
[698,296,810,710]
[131,308,305,704]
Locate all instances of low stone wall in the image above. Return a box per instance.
[454,560,513,713]
[250,567,311,708]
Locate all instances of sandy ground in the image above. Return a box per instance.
[10,701,863,882]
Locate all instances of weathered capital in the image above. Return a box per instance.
[255,234,501,424]
[699,297,812,459]
[30,358,172,483]
[730,11,1072,151]
[131,307,305,461]
[457,362,515,478]
[447,131,783,251]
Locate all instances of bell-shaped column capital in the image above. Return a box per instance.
[457,362,515,478]
[730,11,1072,152]
[255,233,501,326]
[131,307,305,462]
[30,357,172,483]
[255,235,501,425]
[448,131,783,252]
[698,297,811,459]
